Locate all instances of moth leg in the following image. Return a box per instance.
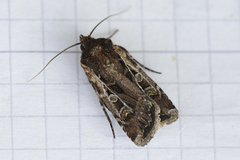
[102,105,116,138]
[99,99,116,138]
[132,58,162,74]
[107,29,119,39]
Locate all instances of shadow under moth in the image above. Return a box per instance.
[29,10,178,146]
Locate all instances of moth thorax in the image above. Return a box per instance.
[90,45,102,56]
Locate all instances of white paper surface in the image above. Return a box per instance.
[1,0,240,160]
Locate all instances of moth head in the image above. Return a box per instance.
[79,34,91,50]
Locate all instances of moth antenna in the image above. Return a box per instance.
[28,42,81,82]
[89,7,130,36]
[133,58,162,74]
[107,29,119,39]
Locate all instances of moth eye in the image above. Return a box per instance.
[109,94,118,102]
[135,73,143,82]
[80,45,85,50]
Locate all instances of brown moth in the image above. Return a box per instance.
[29,11,178,146]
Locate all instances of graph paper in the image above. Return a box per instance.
[1,0,240,159]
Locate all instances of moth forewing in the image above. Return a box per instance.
[80,35,178,146]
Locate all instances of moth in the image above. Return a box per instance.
[30,11,178,146]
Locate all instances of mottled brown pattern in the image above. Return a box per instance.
[80,35,178,146]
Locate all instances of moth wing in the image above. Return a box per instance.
[113,45,178,126]
[81,63,162,146]
[80,41,178,146]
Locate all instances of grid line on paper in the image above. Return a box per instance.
[1,18,240,22]
[40,0,48,159]
[1,114,240,118]
[173,1,183,160]
[106,1,115,159]
[74,0,82,159]
[2,50,240,54]
[1,146,240,151]
[140,0,150,159]
[8,0,14,159]
[3,82,240,85]
[206,0,217,160]
[239,0,240,45]
[107,1,116,159]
